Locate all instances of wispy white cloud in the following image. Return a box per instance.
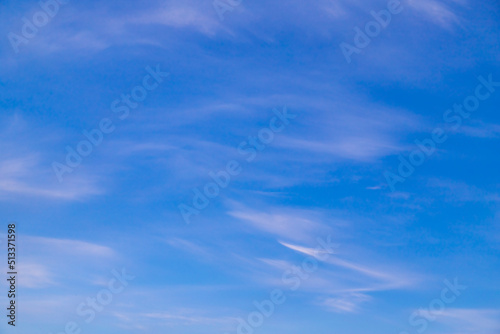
[14,0,227,55]
[453,122,500,138]
[228,205,330,242]
[0,154,103,200]
[425,308,500,333]
[0,115,104,201]
[274,102,421,163]
[408,0,462,30]
[427,179,500,203]
[130,3,223,36]
[165,238,215,261]
[26,236,116,258]
[319,293,372,313]
[257,232,423,315]
[279,240,339,258]
[143,311,236,325]
[279,239,420,291]
[4,235,120,291]
[15,263,54,288]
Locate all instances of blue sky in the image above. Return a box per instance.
[0,0,499,333]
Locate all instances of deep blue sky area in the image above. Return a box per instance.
[0,0,499,333]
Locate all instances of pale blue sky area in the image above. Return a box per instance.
[0,0,499,333]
